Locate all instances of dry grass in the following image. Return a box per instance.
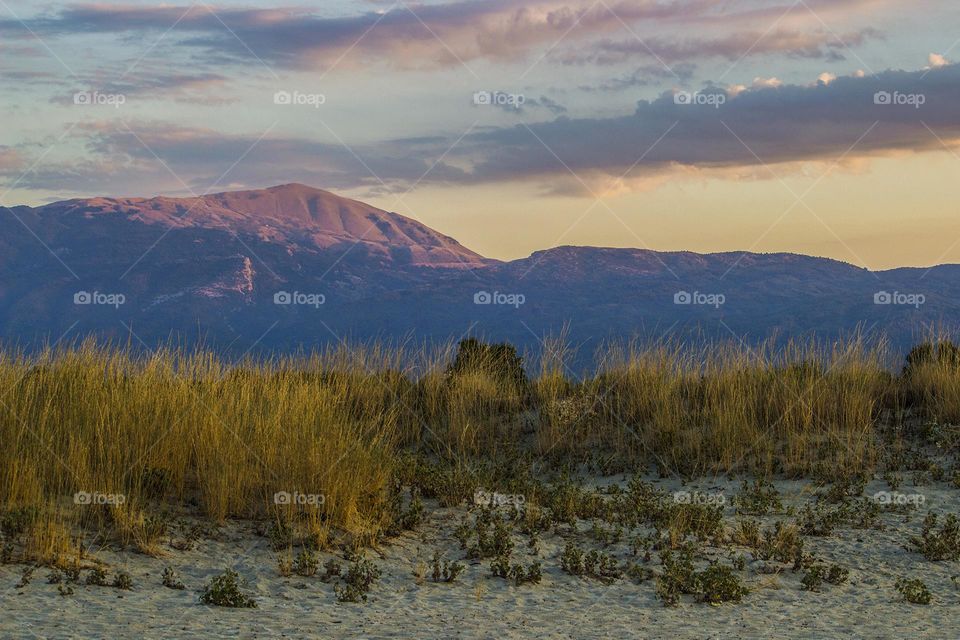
[0,334,952,556]
[535,336,891,477]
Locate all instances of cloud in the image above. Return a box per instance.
[4,121,468,198]
[0,146,26,174]
[581,63,697,92]
[559,28,880,66]
[449,63,960,194]
[48,71,234,105]
[928,53,949,69]
[11,64,960,200]
[0,1,888,72]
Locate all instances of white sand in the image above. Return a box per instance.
[2,475,957,639]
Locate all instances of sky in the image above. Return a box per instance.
[1,0,959,269]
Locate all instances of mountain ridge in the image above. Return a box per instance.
[0,183,956,358]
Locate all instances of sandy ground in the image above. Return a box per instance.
[2,475,958,639]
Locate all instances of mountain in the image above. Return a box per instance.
[0,184,955,361]
[27,184,489,269]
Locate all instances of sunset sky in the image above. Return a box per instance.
[1,0,959,269]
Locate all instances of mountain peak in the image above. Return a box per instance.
[33,184,490,269]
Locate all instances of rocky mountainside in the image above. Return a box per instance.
[0,184,954,360]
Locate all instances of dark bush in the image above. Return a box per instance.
[448,338,528,390]
[903,341,960,376]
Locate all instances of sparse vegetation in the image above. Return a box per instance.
[335,557,382,603]
[162,567,185,590]
[430,552,464,583]
[895,577,932,605]
[112,571,133,590]
[199,569,256,608]
[293,549,320,577]
[1,334,959,621]
[906,513,960,561]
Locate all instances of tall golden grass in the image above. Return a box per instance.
[0,334,956,559]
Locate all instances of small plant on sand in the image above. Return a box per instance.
[322,559,342,582]
[798,504,844,537]
[655,547,698,606]
[801,566,824,591]
[584,550,622,582]
[112,571,133,590]
[625,562,654,583]
[895,577,932,604]
[589,520,623,546]
[162,567,185,590]
[46,569,62,584]
[276,551,293,577]
[465,514,514,560]
[335,557,382,603]
[560,542,585,575]
[57,583,74,596]
[200,569,256,608]
[559,542,620,582]
[697,564,748,604]
[293,549,319,577]
[387,486,424,535]
[733,479,783,516]
[63,564,81,584]
[757,522,803,563]
[731,519,762,548]
[430,552,465,583]
[15,565,34,588]
[86,566,108,586]
[490,554,541,586]
[825,564,849,585]
[906,513,960,561]
[267,519,293,552]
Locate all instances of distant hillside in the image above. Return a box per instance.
[0,184,955,360]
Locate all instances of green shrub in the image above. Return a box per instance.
[200,569,256,608]
[335,558,381,603]
[491,554,541,586]
[697,565,748,604]
[162,567,185,590]
[560,542,585,575]
[733,479,783,516]
[895,577,932,604]
[293,549,319,577]
[86,567,108,586]
[655,547,698,606]
[112,571,133,590]
[321,559,342,583]
[907,513,960,561]
[430,552,464,583]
